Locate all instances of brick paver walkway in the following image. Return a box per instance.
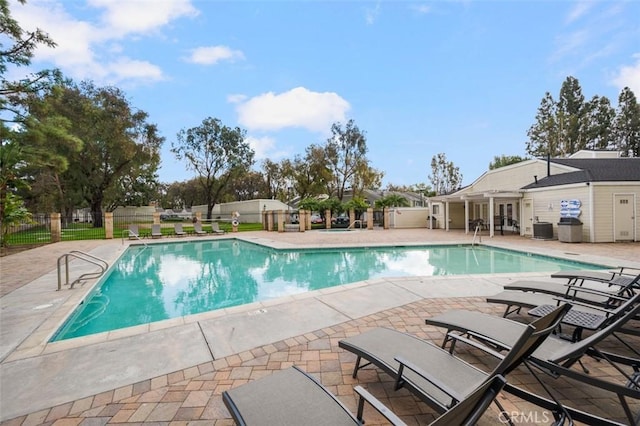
[1,230,639,425]
[4,297,638,426]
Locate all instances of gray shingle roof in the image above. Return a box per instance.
[521,158,640,189]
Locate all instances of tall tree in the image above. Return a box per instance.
[325,119,368,201]
[557,76,586,154]
[582,95,615,150]
[171,117,254,219]
[43,81,164,226]
[0,0,57,120]
[0,0,62,238]
[429,153,462,195]
[526,92,558,157]
[261,159,285,200]
[613,87,640,157]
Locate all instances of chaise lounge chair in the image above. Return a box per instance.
[425,303,640,425]
[503,272,639,303]
[174,223,186,237]
[151,224,163,238]
[338,304,569,419]
[212,222,226,235]
[222,365,507,426]
[486,290,640,340]
[550,267,640,287]
[193,222,207,236]
[127,224,139,240]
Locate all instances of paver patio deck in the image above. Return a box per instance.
[1,229,639,425]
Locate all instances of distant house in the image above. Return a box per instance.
[430,150,640,242]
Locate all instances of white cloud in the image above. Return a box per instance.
[612,55,640,96]
[9,0,197,86]
[88,0,199,37]
[227,93,248,104]
[365,2,381,25]
[107,57,164,83]
[185,46,245,65]
[565,1,593,25]
[245,135,289,161]
[235,87,350,133]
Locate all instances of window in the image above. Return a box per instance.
[432,205,440,214]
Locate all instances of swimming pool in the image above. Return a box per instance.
[51,240,606,341]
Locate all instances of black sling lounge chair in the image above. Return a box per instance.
[486,289,640,340]
[222,365,507,426]
[503,273,639,305]
[338,304,569,420]
[502,272,640,307]
[551,268,640,288]
[426,304,640,425]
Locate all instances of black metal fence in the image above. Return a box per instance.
[2,213,52,246]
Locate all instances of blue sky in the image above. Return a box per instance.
[10,0,640,187]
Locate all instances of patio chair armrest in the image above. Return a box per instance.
[447,332,507,360]
[354,385,407,426]
[394,356,465,403]
[564,285,629,301]
[551,297,616,315]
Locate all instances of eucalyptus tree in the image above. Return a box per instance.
[613,87,640,157]
[172,117,254,219]
[226,170,267,201]
[261,158,286,200]
[429,153,462,195]
[288,144,333,200]
[325,119,369,201]
[350,160,383,198]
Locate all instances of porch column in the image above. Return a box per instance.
[445,202,450,232]
[489,197,495,238]
[428,201,434,229]
[464,199,469,234]
[367,208,373,230]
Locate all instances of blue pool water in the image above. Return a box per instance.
[51,240,606,341]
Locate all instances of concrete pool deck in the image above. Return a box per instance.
[0,229,639,424]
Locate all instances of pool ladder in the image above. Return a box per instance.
[471,223,482,246]
[57,250,109,290]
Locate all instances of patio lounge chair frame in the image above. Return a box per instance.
[193,222,207,236]
[211,222,226,235]
[338,304,570,422]
[551,268,640,288]
[222,365,508,426]
[174,223,186,237]
[425,303,640,425]
[127,224,139,240]
[487,286,640,339]
[503,274,639,307]
[151,224,162,239]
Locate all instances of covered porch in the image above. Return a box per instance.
[433,190,524,237]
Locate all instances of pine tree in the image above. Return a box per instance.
[613,88,640,157]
